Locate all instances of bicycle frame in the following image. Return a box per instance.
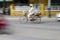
[24,13,41,23]
[20,13,41,24]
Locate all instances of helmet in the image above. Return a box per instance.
[30,4,33,7]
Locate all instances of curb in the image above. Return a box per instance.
[5,18,20,20]
[5,17,57,20]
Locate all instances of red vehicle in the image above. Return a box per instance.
[0,16,8,33]
[0,19,7,26]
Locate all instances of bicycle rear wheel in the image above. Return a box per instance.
[19,16,28,24]
[32,16,41,24]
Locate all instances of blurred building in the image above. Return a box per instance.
[0,0,60,16]
[0,0,13,15]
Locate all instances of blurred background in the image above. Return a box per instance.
[0,0,60,40]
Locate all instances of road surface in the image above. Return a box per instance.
[0,16,60,40]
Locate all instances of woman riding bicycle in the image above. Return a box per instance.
[27,4,36,21]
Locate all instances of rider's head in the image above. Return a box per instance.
[30,4,33,7]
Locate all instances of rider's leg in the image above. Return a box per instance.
[27,14,32,21]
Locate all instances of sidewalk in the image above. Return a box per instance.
[4,15,20,20]
[4,15,57,20]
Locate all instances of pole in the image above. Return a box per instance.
[35,0,38,9]
[48,0,51,18]
[3,0,5,15]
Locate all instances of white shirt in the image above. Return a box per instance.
[29,7,35,14]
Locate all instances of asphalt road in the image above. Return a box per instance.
[0,16,60,40]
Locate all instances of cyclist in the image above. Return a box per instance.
[27,4,35,21]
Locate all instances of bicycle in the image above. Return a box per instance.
[19,12,41,24]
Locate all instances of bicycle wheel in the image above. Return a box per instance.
[32,15,41,24]
[19,16,28,24]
